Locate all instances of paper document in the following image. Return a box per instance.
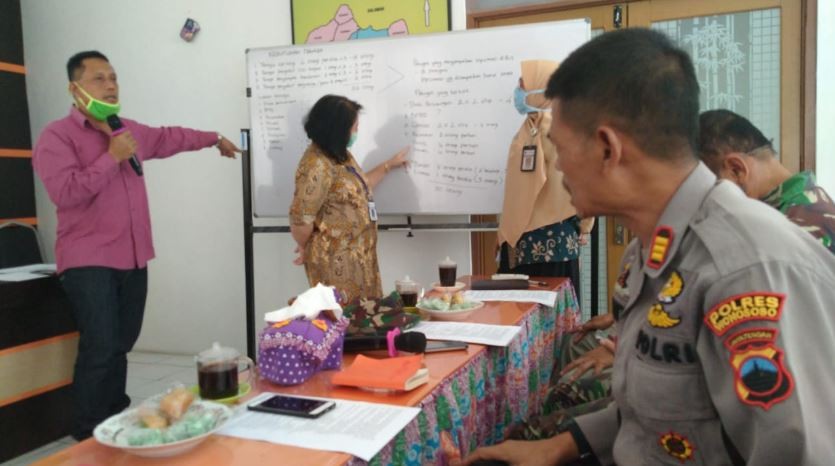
[0,263,56,275]
[464,289,557,307]
[0,272,50,282]
[217,393,420,461]
[407,321,521,347]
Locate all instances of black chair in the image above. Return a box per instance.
[0,221,44,269]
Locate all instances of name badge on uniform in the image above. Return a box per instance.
[520,145,536,172]
[368,201,378,222]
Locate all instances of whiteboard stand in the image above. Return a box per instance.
[241,129,257,360]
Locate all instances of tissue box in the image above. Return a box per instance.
[258,313,349,385]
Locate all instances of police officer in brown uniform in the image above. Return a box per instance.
[456,28,835,466]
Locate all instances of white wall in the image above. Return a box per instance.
[817,1,834,193]
[23,0,470,355]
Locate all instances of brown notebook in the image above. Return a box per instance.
[332,354,429,391]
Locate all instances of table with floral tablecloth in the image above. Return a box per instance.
[350,279,581,466]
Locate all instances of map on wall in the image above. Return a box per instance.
[291,0,450,44]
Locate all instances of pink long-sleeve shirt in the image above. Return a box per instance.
[32,107,217,273]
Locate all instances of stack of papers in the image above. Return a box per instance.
[218,393,420,461]
[463,289,557,307]
[406,321,521,347]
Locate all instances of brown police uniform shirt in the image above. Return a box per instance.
[573,163,835,465]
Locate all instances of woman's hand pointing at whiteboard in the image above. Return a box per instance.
[368,146,410,189]
[388,146,411,171]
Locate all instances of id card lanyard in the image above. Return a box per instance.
[521,116,538,172]
[345,165,378,222]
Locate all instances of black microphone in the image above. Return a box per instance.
[106,114,143,176]
[343,330,427,355]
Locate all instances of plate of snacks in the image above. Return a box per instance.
[416,292,484,321]
[93,385,233,458]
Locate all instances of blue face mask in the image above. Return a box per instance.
[513,87,545,115]
[347,132,358,148]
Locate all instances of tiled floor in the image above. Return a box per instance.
[1,351,193,466]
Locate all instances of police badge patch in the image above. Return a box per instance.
[658,271,684,304]
[726,327,794,410]
[704,292,785,336]
[648,303,681,328]
[659,431,695,462]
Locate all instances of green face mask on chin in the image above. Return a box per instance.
[73,83,121,121]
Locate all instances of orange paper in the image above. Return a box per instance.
[332,354,425,390]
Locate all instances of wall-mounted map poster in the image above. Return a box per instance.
[291,0,451,44]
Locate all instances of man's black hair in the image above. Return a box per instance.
[697,109,774,171]
[545,28,700,159]
[66,50,109,81]
[304,95,362,164]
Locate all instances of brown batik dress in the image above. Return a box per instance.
[289,144,382,302]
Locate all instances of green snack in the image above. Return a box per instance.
[163,421,192,442]
[126,410,219,446]
[418,298,450,311]
[127,428,165,446]
[163,412,217,442]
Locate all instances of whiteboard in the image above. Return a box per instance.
[247,19,590,216]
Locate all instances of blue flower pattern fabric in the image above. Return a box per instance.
[514,217,582,266]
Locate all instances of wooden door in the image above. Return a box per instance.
[469,2,627,316]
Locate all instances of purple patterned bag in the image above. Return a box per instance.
[258,313,349,386]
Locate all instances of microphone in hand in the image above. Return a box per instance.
[106,114,143,176]
[344,328,427,356]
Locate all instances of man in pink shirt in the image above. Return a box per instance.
[32,51,240,440]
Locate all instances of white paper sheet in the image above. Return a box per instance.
[406,321,521,347]
[0,263,57,275]
[0,271,50,282]
[463,290,557,307]
[217,393,420,461]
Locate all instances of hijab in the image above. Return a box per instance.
[498,60,578,247]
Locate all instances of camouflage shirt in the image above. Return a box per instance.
[761,171,835,254]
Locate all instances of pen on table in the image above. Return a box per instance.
[529,280,547,287]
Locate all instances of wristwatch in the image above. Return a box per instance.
[215,133,223,147]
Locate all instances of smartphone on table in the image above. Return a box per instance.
[247,395,335,418]
[425,340,469,353]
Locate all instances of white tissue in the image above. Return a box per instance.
[263,283,343,322]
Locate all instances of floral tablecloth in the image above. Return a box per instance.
[348,280,581,466]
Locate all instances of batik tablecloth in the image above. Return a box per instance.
[348,280,581,466]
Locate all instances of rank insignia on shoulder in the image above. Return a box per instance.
[659,431,695,462]
[648,303,681,328]
[647,226,673,269]
[726,327,794,410]
[704,292,785,336]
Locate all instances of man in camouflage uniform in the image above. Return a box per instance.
[698,109,835,254]
[457,28,835,466]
